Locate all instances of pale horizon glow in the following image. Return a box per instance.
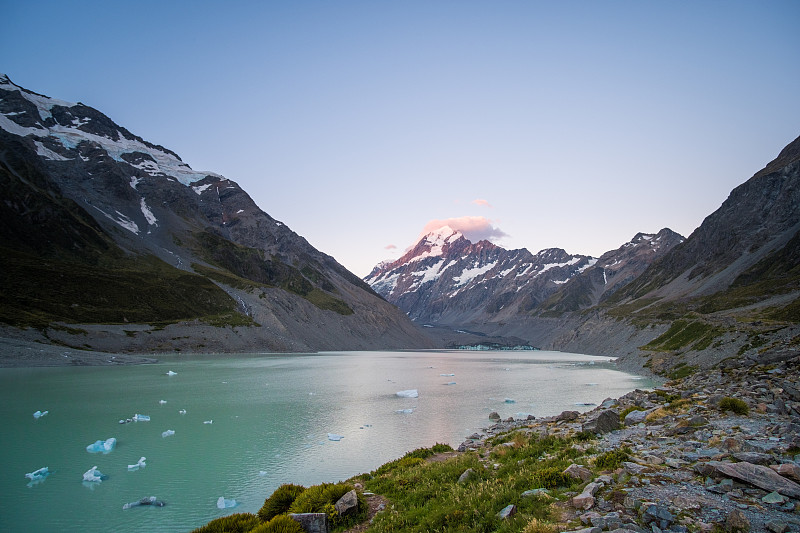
[2,1,799,276]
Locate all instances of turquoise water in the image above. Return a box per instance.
[0,350,655,532]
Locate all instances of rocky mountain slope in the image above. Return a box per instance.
[365,227,683,344]
[365,226,598,326]
[366,136,800,373]
[0,74,434,356]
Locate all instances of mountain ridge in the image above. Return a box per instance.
[0,73,435,356]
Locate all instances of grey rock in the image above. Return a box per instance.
[582,409,621,434]
[334,489,359,516]
[289,513,329,533]
[624,409,649,425]
[496,504,516,519]
[725,508,750,532]
[714,461,800,498]
[568,528,601,533]
[732,452,773,465]
[762,491,787,504]
[770,462,800,482]
[521,488,550,497]
[766,520,789,533]
[489,411,500,420]
[557,410,580,422]
[590,511,622,530]
[641,503,672,529]
[458,468,476,484]
[564,464,593,482]
[623,461,647,474]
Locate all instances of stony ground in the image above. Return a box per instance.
[454,356,800,533]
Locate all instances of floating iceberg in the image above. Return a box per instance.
[133,414,150,422]
[395,408,414,414]
[203,420,213,424]
[33,410,49,419]
[504,398,516,404]
[123,496,165,509]
[179,409,187,415]
[86,438,116,453]
[440,373,455,376]
[161,429,175,438]
[444,382,457,385]
[128,457,146,470]
[82,466,105,483]
[25,466,49,481]
[216,496,237,509]
[159,400,167,405]
[166,371,177,376]
[327,433,344,441]
[396,389,418,398]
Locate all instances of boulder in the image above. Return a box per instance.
[556,410,579,422]
[725,509,750,532]
[770,463,800,482]
[564,464,593,482]
[289,513,328,533]
[334,489,359,516]
[572,482,603,510]
[497,504,516,519]
[489,411,501,421]
[457,468,476,484]
[714,461,800,499]
[640,503,673,529]
[582,409,620,434]
[732,452,772,465]
[623,409,648,425]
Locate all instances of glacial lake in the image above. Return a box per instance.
[0,350,657,532]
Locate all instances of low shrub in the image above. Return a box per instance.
[529,467,575,490]
[190,512,260,533]
[250,514,304,533]
[594,447,631,470]
[258,483,306,522]
[719,397,749,416]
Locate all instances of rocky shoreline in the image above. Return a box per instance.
[455,356,800,532]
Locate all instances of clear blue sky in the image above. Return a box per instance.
[3,1,799,276]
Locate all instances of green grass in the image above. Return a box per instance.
[718,397,749,416]
[643,319,725,352]
[361,436,585,533]
[0,248,246,328]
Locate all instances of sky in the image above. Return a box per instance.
[2,1,799,276]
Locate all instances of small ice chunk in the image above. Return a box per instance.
[133,414,150,422]
[86,437,116,453]
[178,409,187,414]
[161,429,175,438]
[440,373,455,376]
[166,371,177,376]
[82,466,105,482]
[504,398,516,404]
[395,408,414,414]
[444,382,457,385]
[159,400,167,405]
[216,496,237,509]
[327,433,344,441]
[25,467,49,481]
[128,457,146,470]
[33,410,49,419]
[203,420,213,424]
[258,471,267,476]
[396,389,418,398]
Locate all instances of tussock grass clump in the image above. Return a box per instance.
[250,515,304,533]
[594,447,631,470]
[258,483,306,522]
[288,482,366,530]
[190,512,260,533]
[719,397,749,416]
